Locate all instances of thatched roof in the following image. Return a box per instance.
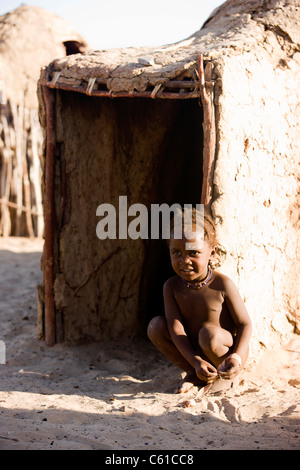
[42,0,299,97]
[0,5,88,108]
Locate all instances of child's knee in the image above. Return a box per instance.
[198,324,227,355]
[147,315,166,341]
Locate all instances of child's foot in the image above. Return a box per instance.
[175,372,206,393]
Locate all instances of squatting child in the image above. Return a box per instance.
[148,208,252,394]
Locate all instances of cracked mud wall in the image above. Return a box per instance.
[211,50,300,354]
[49,92,203,343]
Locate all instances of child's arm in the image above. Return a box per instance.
[218,276,252,378]
[163,280,218,382]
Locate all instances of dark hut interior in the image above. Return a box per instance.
[52,90,203,340]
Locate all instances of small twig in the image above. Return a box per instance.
[0,435,19,442]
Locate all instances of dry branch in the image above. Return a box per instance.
[198,54,216,211]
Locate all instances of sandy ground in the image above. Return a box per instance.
[0,237,299,451]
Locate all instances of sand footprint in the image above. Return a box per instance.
[216,398,242,423]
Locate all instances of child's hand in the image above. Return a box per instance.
[217,353,241,379]
[195,358,218,383]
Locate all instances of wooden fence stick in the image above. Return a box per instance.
[0,115,12,236]
[30,111,44,237]
[11,101,24,236]
[0,198,41,217]
[22,129,35,239]
[42,82,56,347]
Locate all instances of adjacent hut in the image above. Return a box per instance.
[0,6,87,237]
[38,0,299,358]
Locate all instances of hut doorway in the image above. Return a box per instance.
[52,91,203,341]
[138,98,204,329]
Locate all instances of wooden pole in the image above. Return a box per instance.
[42,81,56,347]
[198,54,216,211]
[39,78,200,100]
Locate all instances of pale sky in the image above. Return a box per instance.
[0,0,224,49]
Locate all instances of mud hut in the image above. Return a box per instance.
[38,0,299,357]
[0,5,87,237]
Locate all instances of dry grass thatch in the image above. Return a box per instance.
[41,0,299,96]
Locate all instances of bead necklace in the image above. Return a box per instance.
[180,265,212,289]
